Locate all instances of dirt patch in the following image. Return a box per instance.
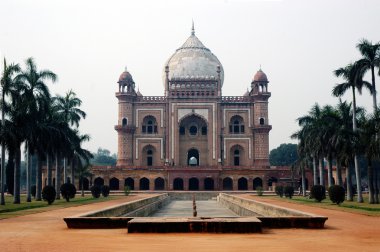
[0,193,379,252]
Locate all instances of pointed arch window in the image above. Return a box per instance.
[229,116,245,134]
[142,116,158,134]
[147,149,153,166]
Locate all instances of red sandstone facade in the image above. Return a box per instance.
[89,26,277,191]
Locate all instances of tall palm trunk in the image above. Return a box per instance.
[63,157,67,183]
[301,166,306,196]
[352,87,363,203]
[0,91,5,205]
[13,146,21,204]
[47,154,52,186]
[336,160,343,186]
[35,153,43,201]
[327,156,334,187]
[313,157,318,185]
[346,162,353,201]
[71,158,75,186]
[55,153,61,200]
[319,157,325,187]
[26,148,32,202]
[371,66,377,111]
[368,158,375,203]
[374,163,379,204]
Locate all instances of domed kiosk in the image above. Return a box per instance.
[86,24,277,192]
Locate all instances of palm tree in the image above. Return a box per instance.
[0,58,20,205]
[17,57,57,201]
[330,100,360,201]
[358,109,380,203]
[356,39,380,110]
[53,90,86,184]
[293,103,326,186]
[332,63,371,203]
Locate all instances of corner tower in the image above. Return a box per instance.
[251,69,272,166]
[115,67,137,166]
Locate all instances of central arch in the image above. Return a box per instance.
[154,177,165,190]
[222,177,233,190]
[173,178,184,190]
[204,178,214,190]
[189,178,199,190]
[188,148,199,166]
[139,177,150,190]
[179,114,208,166]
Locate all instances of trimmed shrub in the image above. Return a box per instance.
[42,185,56,205]
[124,185,131,196]
[328,185,345,205]
[31,185,36,198]
[284,186,295,199]
[310,185,326,202]
[60,183,76,202]
[101,185,110,197]
[91,185,101,198]
[275,185,284,197]
[256,186,264,196]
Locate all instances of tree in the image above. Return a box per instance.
[17,57,57,201]
[332,63,371,203]
[0,58,20,205]
[91,148,117,166]
[358,109,380,203]
[356,39,380,111]
[293,104,326,186]
[53,90,86,184]
[329,100,360,201]
[269,143,298,166]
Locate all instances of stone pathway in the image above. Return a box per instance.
[0,194,380,252]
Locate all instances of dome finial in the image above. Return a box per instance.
[124,66,128,72]
[191,19,195,36]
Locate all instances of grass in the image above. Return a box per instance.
[0,194,123,219]
[265,194,380,216]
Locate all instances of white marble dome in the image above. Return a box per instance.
[163,26,224,87]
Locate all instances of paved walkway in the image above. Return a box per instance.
[0,194,379,252]
[151,200,238,217]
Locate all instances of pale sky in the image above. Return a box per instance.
[0,0,379,155]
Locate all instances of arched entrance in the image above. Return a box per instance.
[222,177,233,190]
[124,177,134,190]
[188,149,199,166]
[94,177,104,187]
[204,178,214,190]
[253,177,263,190]
[154,177,165,190]
[179,114,208,166]
[79,177,89,190]
[109,177,119,190]
[139,177,150,190]
[189,178,199,190]
[238,177,248,190]
[173,178,184,190]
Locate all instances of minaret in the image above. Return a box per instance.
[251,68,272,167]
[115,67,136,166]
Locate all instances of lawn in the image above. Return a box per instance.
[264,194,380,216]
[0,194,123,219]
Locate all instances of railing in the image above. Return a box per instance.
[221,96,251,102]
[139,96,167,102]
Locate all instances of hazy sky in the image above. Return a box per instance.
[1,0,379,155]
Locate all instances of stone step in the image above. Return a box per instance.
[127,217,262,233]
